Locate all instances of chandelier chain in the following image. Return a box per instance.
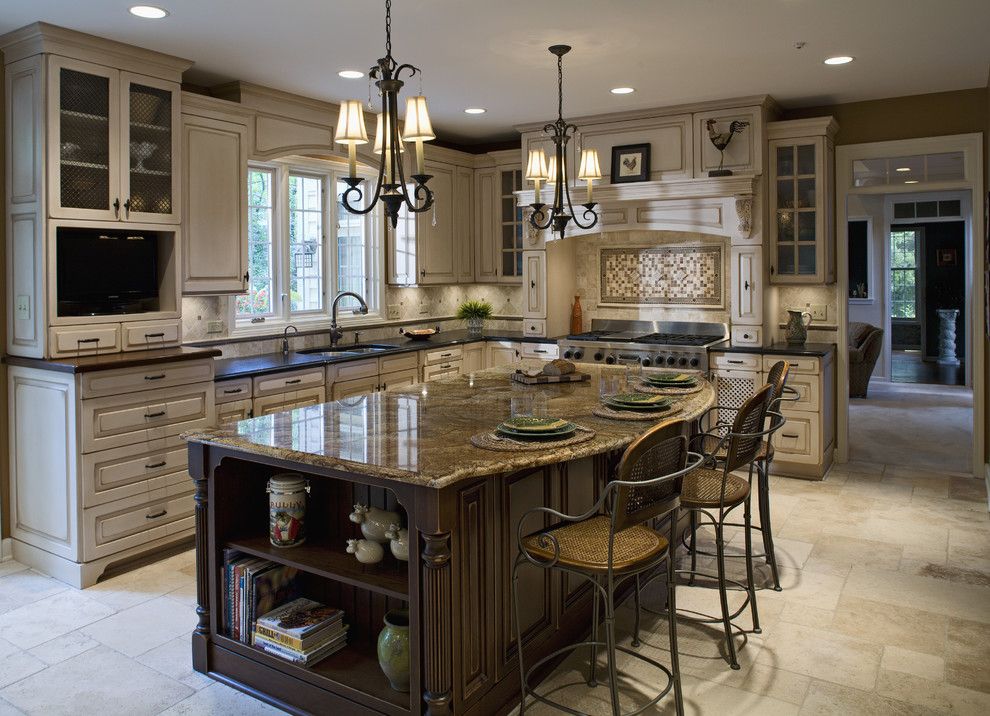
[557,53,564,122]
[385,0,392,57]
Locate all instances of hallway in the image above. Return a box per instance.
[849,381,973,474]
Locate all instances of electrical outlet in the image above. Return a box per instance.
[207,320,225,334]
[807,303,827,321]
[387,304,401,320]
[14,295,30,321]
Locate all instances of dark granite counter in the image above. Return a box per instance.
[213,330,559,380]
[709,341,835,357]
[3,346,222,374]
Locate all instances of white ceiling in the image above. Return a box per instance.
[2,0,988,144]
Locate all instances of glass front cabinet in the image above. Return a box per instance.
[48,57,180,224]
[767,118,837,284]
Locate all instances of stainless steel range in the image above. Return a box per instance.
[557,319,728,372]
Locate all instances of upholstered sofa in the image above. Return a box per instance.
[849,322,883,398]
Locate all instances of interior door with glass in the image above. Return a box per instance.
[48,56,120,221]
[119,73,181,223]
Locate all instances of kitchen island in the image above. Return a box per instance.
[184,364,715,715]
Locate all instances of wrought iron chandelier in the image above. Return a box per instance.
[527,45,602,239]
[334,0,435,228]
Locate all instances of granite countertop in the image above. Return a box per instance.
[185,363,716,489]
[3,346,222,374]
[214,330,559,380]
[709,341,835,357]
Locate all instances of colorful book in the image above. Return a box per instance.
[254,613,344,651]
[255,598,345,642]
[254,630,349,666]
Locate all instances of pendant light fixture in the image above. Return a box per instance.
[527,45,601,239]
[335,0,435,227]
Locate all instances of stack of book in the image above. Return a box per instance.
[223,549,300,643]
[253,598,349,666]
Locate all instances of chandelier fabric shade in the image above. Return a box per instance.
[577,148,602,203]
[373,113,404,154]
[335,100,370,178]
[403,96,435,141]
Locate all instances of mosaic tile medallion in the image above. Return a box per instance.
[599,245,723,306]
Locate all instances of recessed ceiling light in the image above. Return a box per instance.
[904,180,919,184]
[610,87,635,95]
[129,5,169,19]
[338,70,364,79]
[464,108,486,114]
[823,55,854,65]
[895,167,911,172]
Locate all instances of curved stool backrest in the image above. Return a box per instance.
[612,419,689,532]
[724,384,774,474]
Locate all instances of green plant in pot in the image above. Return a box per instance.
[456,299,493,336]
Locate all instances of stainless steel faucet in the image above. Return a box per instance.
[281,324,298,355]
[329,291,369,346]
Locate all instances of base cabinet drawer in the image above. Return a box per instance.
[772,411,820,464]
[762,355,820,375]
[779,372,820,412]
[523,319,547,337]
[712,352,761,372]
[423,346,462,365]
[379,352,419,374]
[326,359,379,383]
[423,362,461,381]
[217,398,253,425]
[83,489,195,561]
[252,387,325,416]
[82,359,215,398]
[49,324,120,358]
[520,343,559,360]
[214,377,252,404]
[332,376,380,400]
[121,319,182,351]
[730,326,762,346]
[82,436,189,508]
[81,383,213,453]
[253,368,325,397]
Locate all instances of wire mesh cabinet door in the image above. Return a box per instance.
[120,72,181,224]
[48,56,121,221]
[711,369,762,426]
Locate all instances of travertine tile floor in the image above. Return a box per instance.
[0,461,986,715]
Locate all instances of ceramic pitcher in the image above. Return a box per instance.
[785,309,812,345]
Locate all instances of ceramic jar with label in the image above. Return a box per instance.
[267,473,309,548]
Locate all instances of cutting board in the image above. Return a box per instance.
[511,371,591,385]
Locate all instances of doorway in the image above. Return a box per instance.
[836,134,984,477]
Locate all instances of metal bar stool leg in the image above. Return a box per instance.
[743,492,761,634]
[588,574,601,687]
[604,575,621,716]
[758,458,782,591]
[688,510,698,586]
[667,509,685,716]
[715,517,740,669]
[632,575,642,648]
[511,558,528,715]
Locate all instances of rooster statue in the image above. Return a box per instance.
[705,119,750,176]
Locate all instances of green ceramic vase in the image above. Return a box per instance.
[377,609,410,692]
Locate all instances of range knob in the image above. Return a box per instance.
[641,357,653,367]
[563,350,573,359]
[573,349,584,360]
[594,352,604,361]
[666,355,677,366]
[605,355,616,365]
[678,357,689,367]
[689,357,700,368]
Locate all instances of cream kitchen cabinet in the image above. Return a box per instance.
[332,375,381,400]
[454,166,475,282]
[730,245,763,326]
[253,388,325,416]
[328,352,422,398]
[7,357,214,588]
[181,112,249,294]
[251,367,326,415]
[767,117,838,285]
[217,398,253,424]
[523,251,547,319]
[416,161,457,284]
[475,158,524,284]
[462,342,486,373]
[47,56,182,224]
[486,341,521,368]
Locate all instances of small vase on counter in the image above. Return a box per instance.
[377,610,411,692]
[784,309,812,345]
[349,504,401,543]
[570,295,583,335]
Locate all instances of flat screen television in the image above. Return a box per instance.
[56,227,160,316]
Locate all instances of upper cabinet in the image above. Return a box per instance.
[48,57,180,224]
[767,117,838,284]
[416,161,457,284]
[475,159,524,284]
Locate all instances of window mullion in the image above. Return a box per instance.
[279,166,291,322]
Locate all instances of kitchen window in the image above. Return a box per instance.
[890,228,920,319]
[234,159,382,329]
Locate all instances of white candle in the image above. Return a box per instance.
[586,179,593,204]
[415,138,425,175]
[348,143,357,180]
[534,178,542,205]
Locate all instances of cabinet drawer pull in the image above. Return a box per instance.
[77,337,100,345]
[145,509,168,520]
[144,332,166,339]
[727,359,744,365]
[144,410,166,419]
[144,374,166,381]
[222,387,243,394]
[284,379,302,385]
[781,433,800,439]
[440,363,452,369]
[533,349,548,354]
[144,460,167,469]
[440,353,452,358]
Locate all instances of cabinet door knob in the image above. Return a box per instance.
[744,280,750,290]
[113,198,120,218]
[243,271,250,283]
[123,198,131,218]
[769,265,775,275]
[530,280,536,288]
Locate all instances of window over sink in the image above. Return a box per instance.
[234,158,382,330]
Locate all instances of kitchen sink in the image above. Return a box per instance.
[299,344,396,356]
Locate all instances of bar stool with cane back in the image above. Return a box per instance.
[687,361,794,591]
[676,384,776,670]
[512,419,703,716]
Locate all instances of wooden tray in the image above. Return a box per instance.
[511,371,591,385]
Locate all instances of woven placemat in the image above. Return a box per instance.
[634,380,704,395]
[592,404,684,421]
[470,429,596,452]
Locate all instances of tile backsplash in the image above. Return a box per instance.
[575,230,730,327]
[181,283,522,358]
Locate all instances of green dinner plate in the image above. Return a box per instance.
[609,393,673,406]
[604,398,672,412]
[648,372,695,383]
[497,423,577,439]
[646,377,697,387]
[500,416,571,433]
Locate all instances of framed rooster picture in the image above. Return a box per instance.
[610,143,651,183]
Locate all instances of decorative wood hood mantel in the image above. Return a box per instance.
[516,174,759,241]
